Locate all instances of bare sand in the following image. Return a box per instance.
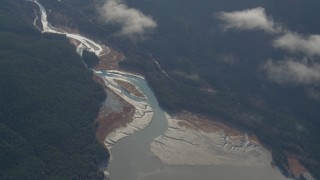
[150,111,274,166]
[288,157,310,178]
[95,46,124,71]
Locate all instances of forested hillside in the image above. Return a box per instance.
[0,1,108,179]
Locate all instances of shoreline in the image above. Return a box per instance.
[150,112,271,167]
[150,111,313,179]
[94,74,135,144]
[95,71,154,149]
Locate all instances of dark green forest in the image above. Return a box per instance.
[82,50,100,69]
[0,1,108,179]
[8,0,320,179]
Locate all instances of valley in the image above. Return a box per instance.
[28,0,303,179]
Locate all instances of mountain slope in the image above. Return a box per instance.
[0,1,108,179]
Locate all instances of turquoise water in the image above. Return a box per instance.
[101,71,168,180]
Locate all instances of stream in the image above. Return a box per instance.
[29,1,290,179]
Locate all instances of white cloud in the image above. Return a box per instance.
[263,58,320,85]
[216,7,281,33]
[217,7,320,86]
[273,32,320,56]
[217,7,320,57]
[99,0,157,38]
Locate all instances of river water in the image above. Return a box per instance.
[30,1,289,179]
[100,72,288,180]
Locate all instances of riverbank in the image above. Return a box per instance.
[93,71,154,149]
[287,157,314,180]
[151,111,272,166]
[149,111,315,180]
[94,75,135,144]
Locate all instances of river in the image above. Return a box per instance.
[29,1,290,179]
[98,72,289,180]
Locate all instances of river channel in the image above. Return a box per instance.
[98,73,288,180]
[30,1,290,179]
